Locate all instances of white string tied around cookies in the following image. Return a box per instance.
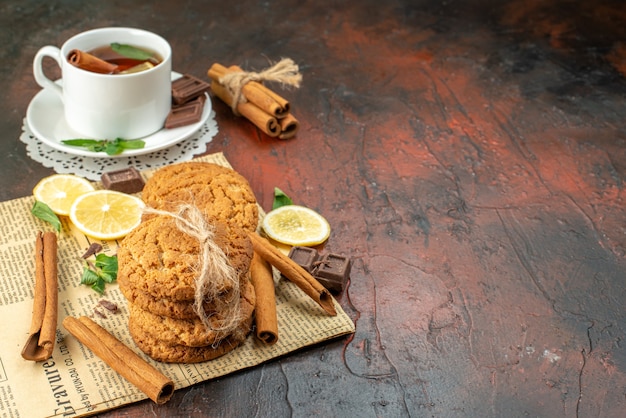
[143,205,242,338]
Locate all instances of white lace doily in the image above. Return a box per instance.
[20,111,218,181]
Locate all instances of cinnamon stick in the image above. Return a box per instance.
[22,232,58,362]
[208,63,290,119]
[250,252,278,344]
[210,80,281,137]
[62,316,175,404]
[249,232,336,316]
[67,49,118,74]
[278,113,300,140]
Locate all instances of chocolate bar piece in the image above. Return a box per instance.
[101,167,145,194]
[179,94,206,107]
[288,246,319,272]
[171,74,211,105]
[164,100,204,129]
[314,253,351,294]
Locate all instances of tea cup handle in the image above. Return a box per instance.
[33,46,63,99]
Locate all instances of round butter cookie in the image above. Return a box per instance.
[118,214,252,302]
[142,162,259,232]
[119,284,238,319]
[129,310,253,363]
[128,279,255,347]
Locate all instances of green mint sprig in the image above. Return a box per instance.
[31,201,61,232]
[81,250,118,294]
[61,138,145,155]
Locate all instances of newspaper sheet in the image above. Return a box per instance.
[0,152,355,418]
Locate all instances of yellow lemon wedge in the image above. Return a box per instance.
[262,205,331,246]
[33,174,96,216]
[69,190,145,240]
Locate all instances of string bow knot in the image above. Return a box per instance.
[219,58,302,115]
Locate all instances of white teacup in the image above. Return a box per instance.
[33,27,172,140]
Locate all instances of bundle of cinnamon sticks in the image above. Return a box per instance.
[208,61,300,139]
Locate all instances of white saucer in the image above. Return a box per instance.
[25,72,212,158]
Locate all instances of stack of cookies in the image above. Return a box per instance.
[117,162,260,363]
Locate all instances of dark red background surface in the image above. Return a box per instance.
[1,1,625,416]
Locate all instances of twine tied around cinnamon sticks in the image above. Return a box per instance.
[220,58,302,114]
[208,58,301,139]
[143,205,242,337]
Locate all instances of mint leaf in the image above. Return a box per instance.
[110,43,154,60]
[31,201,61,232]
[105,140,124,155]
[80,250,118,294]
[272,187,293,210]
[61,138,145,155]
[95,253,118,282]
[117,139,145,149]
[61,139,101,147]
[80,268,100,285]
[91,278,106,294]
[62,139,107,153]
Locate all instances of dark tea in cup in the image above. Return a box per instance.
[68,43,163,75]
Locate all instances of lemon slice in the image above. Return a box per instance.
[262,205,331,246]
[69,190,145,240]
[33,174,96,216]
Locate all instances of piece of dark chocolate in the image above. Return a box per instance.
[288,246,319,273]
[81,243,103,259]
[101,167,145,194]
[187,94,207,106]
[172,94,206,109]
[171,74,211,105]
[99,299,118,313]
[164,100,204,129]
[314,253,351,294]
